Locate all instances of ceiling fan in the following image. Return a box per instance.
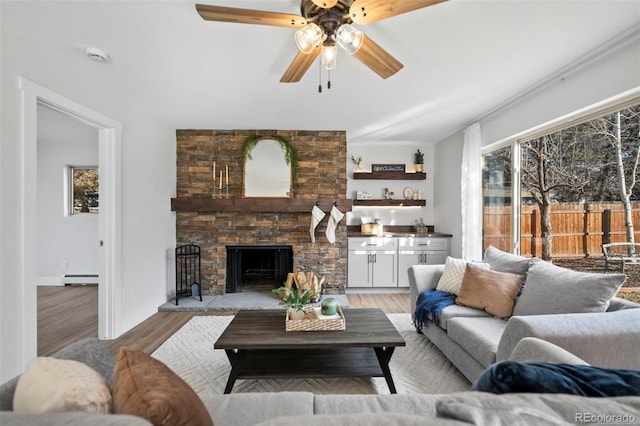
[195,0,446,84]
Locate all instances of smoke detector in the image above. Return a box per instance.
[85,47,109,62]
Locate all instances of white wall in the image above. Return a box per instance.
[37,105,99,284]
[1,21,176,383]
[432,32,640,259]
[346,142,434,229]
[433,132,464,258]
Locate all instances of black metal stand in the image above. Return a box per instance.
[175,244,202,305]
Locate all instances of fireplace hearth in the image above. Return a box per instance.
[226,245,293,293]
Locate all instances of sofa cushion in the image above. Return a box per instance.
[436,391,640,426]
[0,412,154,426]
[437,305,491,331]
[314,394,440,417]
[446,317,506,368]
[482,246,531,275]
[512,260,626,316]
[471,361,640,396]
[455,263,523,318]
[112,347,213,426]
[254,413,469,426]
[201,392,313,426]
[436,257,490,295]
[13,357,111,414]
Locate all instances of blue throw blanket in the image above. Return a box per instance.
[413,289,456,329]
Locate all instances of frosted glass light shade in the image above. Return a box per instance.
[321,45,337,70]
[335,24,363,55]
[295,23,325,54]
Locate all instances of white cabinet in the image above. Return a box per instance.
[397,237,451,288]
[347,238,397,288]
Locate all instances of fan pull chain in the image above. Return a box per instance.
[327,69,331,90]
[318,60,322,93]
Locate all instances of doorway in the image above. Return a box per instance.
[36,103,100,354]
[18,77,123,369]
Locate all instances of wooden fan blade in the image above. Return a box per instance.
[280,47,320,83]
[352,34,403,79]
[349,0,447,25]
[196,4,307,28]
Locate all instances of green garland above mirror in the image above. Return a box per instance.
[242,134,298,181]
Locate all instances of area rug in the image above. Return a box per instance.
[152,313,470,395]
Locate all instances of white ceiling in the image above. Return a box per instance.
[3,0,640,143]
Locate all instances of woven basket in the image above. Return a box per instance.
[285,305,345,331]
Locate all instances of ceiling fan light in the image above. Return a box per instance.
[320,45,337,70]
[335,24,363,55]
[295,23,325,54]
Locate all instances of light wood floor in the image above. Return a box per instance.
[38,286,411,360]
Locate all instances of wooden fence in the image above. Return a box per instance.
[484,203,640,258]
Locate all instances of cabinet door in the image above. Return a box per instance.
[347,250,373,287]
[397,250,422,288]
[372,251,396,288]
[425,251,447,265]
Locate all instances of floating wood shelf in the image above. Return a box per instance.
[353,172,426,180]
[352,199,426,207]
[171,198,352,213]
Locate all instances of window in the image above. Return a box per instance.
[482,146,514,253]
[66,166,99,215]
[482,96,640,260]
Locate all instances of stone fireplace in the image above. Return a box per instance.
[174,130,349,295]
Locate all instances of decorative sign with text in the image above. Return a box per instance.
[372,164,406,173]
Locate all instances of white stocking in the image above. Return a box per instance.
[325,205,344,244]
[310,205,326,243]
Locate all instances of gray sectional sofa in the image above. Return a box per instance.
[408,247,640,383]
[2,337,640,425]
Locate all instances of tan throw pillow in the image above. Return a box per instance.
[436,256,491,295]
[112,347,213,426]
[455,263,523,318]
[13,357,111,413]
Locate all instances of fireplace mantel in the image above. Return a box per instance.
[171,197,353,213]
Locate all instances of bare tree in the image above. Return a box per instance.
[521,130,590,260]
[586,108,640,244]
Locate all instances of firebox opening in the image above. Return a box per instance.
[226,245,293,293]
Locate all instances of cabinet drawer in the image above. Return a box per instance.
[398,238,450,251]
[348,237,397,250]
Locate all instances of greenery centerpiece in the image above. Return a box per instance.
[272,271,324,320]
[414,149,424,172]
[272,286,313,320]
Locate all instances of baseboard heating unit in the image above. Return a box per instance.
[63,274,99,285]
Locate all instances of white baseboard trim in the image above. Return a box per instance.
[37,276,64,286]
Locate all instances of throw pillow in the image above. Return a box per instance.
[112,347,213,426]
[455,263,523,318]
[482,245,531,275]
[436,257,490,295]
[512,260,625,316]
[471,361,640,396]
[13,357,111,414]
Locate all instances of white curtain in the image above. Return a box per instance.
[461,123,483,260]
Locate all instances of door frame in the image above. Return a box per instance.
[19,77,123,364]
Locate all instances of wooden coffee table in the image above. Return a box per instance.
[214,308,406,394]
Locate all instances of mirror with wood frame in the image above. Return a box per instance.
[243,138,292,197]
